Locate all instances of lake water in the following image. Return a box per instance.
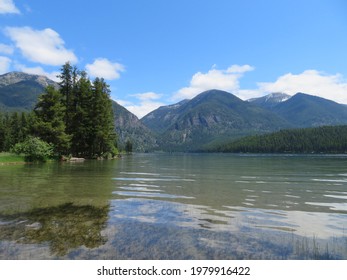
[0,153,347,259]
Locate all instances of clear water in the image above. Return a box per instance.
[1,153,347,259]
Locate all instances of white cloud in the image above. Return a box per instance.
[227,64,254,73]
[236,89,263,100]
[15,64,60,82]
[173,64,254,100]
[86,58,124,80]
[0,56,11,74]
[0,0,20,14]
[118,92,165,118]
[257,70,347,104]
[0,43,14,55]
[5,26,78,66]
[131,92,162,101]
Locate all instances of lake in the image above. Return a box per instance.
[0,153,347,259]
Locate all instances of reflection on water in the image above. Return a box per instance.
[1,154,347,259]
[0,203,109,256]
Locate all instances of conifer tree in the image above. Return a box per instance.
[70,71,93,157]
[89,77,117,158]
[27,62,118,158]
[32,85,71,156]
[0,113,4,151]
[58,62,78,135]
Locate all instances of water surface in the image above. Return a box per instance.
[1,154,346,259]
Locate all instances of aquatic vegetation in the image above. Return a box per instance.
[0,203,109,256]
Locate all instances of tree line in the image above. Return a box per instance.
[0,111,31,152]
[212,125,347,154]
[0,62,118,161]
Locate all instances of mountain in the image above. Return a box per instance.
[0,72,58,111]
[5,71,347,153]
[272,93,347,127]
[141,99,189,133]
[112,101,158,152]
[248,92,291,109]
[144,89,292,151]
[0,72,156,152]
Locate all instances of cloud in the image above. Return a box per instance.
[227,64,254,73]
[0,56,11,74]
[86,58,124,80]
[173,64,254,100]
[0,0,20,14]
[117,92,165,118]
[256,70,347,104]
[15,64,60,82]
[131,92,162,101]
[0,43,14,55]
[5,26,78,66]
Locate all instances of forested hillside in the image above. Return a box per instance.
[142,89,291,151]
[212,125,347,153]
[0,72,58,112]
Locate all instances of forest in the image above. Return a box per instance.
[0,62,117,161]
[212,125,347,154]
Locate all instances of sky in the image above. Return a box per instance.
[1,0,347,118]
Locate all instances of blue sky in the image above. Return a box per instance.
[1,0,347,118]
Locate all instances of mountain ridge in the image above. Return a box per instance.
[0,72,58,88]
[3,72,347,152]
[248,92,291,109]
[0,72,59,111]
[272,92,347,127]
[145,89,292,151]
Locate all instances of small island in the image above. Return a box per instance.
[0,63,120,163]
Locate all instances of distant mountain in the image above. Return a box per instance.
[272,93,347,127]
[248,92,291,109]
[0,71,157,152]
[112,101,158,152]
[5,71,347,153]
[144,89,291,151]
[141,99,189,134]
[0,72,58,111]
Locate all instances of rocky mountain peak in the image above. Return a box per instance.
[0,71,58,88]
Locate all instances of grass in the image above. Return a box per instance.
[0,152,26,164]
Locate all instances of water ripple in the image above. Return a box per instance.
[113,191,194,199]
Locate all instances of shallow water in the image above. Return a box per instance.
[0,154,347,259]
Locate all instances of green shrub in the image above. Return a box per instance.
[12,136,54,162]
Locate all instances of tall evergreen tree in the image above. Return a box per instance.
[89,77,117,158]
[0,113,4,151]
[1,62,117,157]
[57,62,78,135]
[32,85,71,156]
[2,113,12,151]
[70,71,93,157]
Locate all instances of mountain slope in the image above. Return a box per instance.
[248,92,291,109]
[273,93,347,127]
[141,99,189,134]
[148,89,292,151]
[0,72,58,111]
[112,101,158,152]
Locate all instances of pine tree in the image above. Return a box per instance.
[28,63,118,158]
[89,77,117,158]
[32,85,71,156]
[58,62,78,135]
[70,71,93,157]
[0,113,4,151]
[2,113,12,151]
